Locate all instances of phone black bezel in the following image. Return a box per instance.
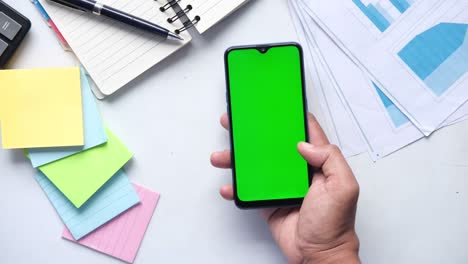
[224,42,312,209]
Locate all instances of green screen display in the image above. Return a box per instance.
[226,45,309,202]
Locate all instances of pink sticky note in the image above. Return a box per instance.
[62,184,160,263]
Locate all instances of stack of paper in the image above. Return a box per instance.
[0,67,160,263]
[289,0,468,160]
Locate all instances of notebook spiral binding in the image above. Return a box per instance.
[155,0,201,34]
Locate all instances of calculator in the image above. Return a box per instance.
[0,1,31,67]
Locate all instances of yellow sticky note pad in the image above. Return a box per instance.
[0,68,83,149]
[36,127,133,208]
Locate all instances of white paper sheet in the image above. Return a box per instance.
[293,1,421,159]
[299,0,468,135]
[289,0,367,158]
[291,0,468,159]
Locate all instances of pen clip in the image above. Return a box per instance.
[47,0,88,12]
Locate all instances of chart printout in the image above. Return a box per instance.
[301,0,468,135]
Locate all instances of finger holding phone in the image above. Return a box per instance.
[211,43,361,263]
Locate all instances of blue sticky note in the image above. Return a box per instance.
[35,169,140,240]
[28,69,107,168]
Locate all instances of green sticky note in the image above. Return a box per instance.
[37,127,132,208]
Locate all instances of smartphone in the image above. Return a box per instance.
[224,42,311,209]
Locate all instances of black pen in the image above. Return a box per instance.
[47,0,183,40]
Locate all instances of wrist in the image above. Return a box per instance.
[301,232,360,264]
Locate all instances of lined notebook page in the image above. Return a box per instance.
[35,169,140,240]
[180,0,250,33]
[40,0,192,96]
[63,184,160,264]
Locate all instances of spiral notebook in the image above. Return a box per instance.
[40,0,249,98]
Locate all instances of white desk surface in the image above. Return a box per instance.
[1,1,468,263]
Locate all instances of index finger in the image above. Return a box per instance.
[220,112,329,146]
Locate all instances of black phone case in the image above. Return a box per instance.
[224,42,312,209]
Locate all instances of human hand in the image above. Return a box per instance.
[211,113,360,264]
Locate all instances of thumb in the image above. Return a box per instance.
[297,142,355,182]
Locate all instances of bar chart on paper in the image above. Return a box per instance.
[398,23,468,96]
[374,83,409,128]
[351,0,415,32]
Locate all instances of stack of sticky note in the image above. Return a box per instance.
[0,67,160,263]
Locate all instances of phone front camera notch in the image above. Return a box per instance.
[258,47,269,54]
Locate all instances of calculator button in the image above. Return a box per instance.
[0,12,22,40]
[0,38,7,56]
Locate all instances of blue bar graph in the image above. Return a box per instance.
[375,3,395,23]
[374,83,409,128]
[389,0,410,13]
[352,0,414,32]
[352,0,391,32]
[398,23,468,96]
